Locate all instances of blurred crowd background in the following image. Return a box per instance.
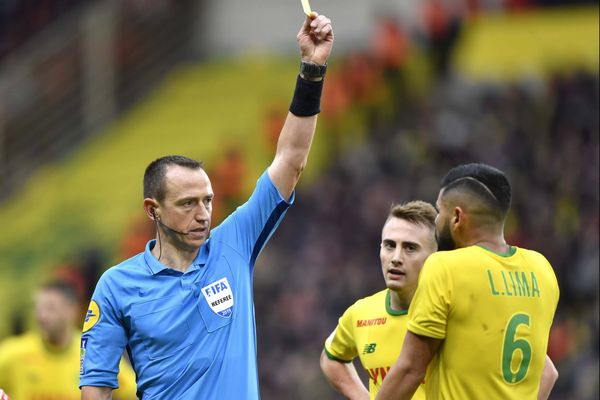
[0,0,598,399]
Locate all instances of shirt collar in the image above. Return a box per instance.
[143,239,210,275]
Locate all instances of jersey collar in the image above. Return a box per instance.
[144,239,209,275]
[477,244,517,257]
[386,290,408,316]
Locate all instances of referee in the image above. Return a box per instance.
[80,12,334,400]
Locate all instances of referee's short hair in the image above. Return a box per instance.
[387,200,437,230]
[144,155,204,201]
[440,163,511,219]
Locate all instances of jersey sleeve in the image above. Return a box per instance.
[532,249,561,311]
[0,340,12,392]
[217,170,294,266]
[407,253,452,339]
[80,271,128,390]
[323,305,358,363]
[112,357,138,400]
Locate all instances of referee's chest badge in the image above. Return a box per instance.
[202,277,234,318]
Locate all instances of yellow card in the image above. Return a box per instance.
[301,0,312,16]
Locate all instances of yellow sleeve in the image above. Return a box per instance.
[407,253,452,339]
[0,340,14,393]
[112,357,137,400]
[324,303,358,362]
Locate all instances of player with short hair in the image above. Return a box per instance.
[0,281,136,400]
[79,12,334,400]
[377,163,560,400]
[321,200,438,400]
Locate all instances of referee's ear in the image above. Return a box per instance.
[144,198,159,221]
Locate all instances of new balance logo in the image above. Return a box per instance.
[363,343,377,354]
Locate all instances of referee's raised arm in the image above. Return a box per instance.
[268,12,334,200]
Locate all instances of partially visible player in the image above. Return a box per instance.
[321,201,437,400]
[0,281,137,400]
[377,163,560,400]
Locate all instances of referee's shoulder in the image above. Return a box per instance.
[99,252,146,282]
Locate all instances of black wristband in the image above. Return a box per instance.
[289,75,324,117]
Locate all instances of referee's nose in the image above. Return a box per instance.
[194,202,211,224]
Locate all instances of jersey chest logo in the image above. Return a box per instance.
[202,277,234,318]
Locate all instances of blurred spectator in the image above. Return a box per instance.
[262,102,288,152]
[372,17,410,106]
[119,217,156,260]
[207,144,248,222]
[422,0,464,78]
[0,280,137,400]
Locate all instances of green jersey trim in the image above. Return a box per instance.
[386,290,408,316]
[477,245,517,258]
[324,347,353,363]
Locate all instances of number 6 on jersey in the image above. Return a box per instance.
[501,313,532,384]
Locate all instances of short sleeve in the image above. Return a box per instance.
[0,341,12,392]
[80,272,128,389]
[324,306,358,363]
[113,357,138,400]
[407,254,452,339]
[217,170,293,266]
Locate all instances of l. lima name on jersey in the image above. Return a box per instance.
[486,270,541,298]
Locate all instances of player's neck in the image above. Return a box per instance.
[461,225,509,254]
[389,289,411,312]
[43,327,73,351]
[470,238,510,254]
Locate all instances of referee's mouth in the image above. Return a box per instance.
[189,227,209,238]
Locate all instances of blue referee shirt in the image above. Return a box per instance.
[80,171,293,399]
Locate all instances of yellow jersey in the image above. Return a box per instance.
[324,289,426,400]
[408,245,559,400]
[0,331,137,400]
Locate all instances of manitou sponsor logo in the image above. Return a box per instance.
[356,317,387,327]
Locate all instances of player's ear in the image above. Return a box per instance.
[452,206,464,228]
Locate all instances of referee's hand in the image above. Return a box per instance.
[0,388,10,400]
[297,12,333,66]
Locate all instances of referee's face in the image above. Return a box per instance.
[380,218,436,296]
[158,166,214,251]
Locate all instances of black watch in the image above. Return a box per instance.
[300,61,327,80]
